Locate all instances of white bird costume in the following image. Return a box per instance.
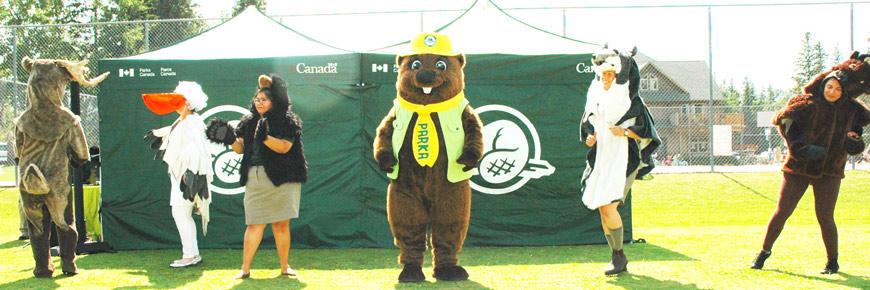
[144,82,213,235]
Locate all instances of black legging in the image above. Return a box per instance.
[762,172,841,259]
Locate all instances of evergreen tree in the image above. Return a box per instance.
[720,78,741,112]
[831,45,843,66]
[792,32,828,94]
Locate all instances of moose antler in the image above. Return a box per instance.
[57,60,110,87]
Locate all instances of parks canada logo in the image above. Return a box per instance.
[471,105,555,195]
[201,105,250,195]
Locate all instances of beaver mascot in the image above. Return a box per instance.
[373,33,484,283]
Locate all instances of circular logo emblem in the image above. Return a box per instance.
[471,105,555,195]
[201,105,250,195]
[424,35,437,47]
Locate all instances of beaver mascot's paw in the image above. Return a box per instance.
[375,150,398,173]
[457,149,481,171]
[433,265,469,281]
[398,264,425,283]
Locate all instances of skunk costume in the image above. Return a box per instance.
[579,47,660,276]
[580,48,660,210]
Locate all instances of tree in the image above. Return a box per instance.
[720,78,741,110]
[792,32,828,94]
[232,0,267,16]
[89,0,206,61]
[831,45,844,66]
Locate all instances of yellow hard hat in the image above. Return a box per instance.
[400,33,460,57]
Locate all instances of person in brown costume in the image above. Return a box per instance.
[15,57,108,278]
[751,55,870,274]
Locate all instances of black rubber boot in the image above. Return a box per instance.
[820,259,839,274]
[750,250,771,270]
[604,250,628,275]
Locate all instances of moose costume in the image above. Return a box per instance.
[580,47,659,275]
[374,33,483,282]
[752,53,870,274]
[15,57,108,278]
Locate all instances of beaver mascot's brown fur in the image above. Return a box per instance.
[373,33,483,283]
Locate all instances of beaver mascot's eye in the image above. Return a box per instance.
[435,61,447,71]
[411,60,422,70]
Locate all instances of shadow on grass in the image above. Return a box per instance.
[229,275,308,290]
[297,241,695,270]
[393,279,492,290]
[769,269,870,289]
[719,173,777,203]
[608,273,711,290]
[0,275,66,290]
[0,238,30,250]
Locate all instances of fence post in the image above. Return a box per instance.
[144,22,150,51]
[708,6,715,172]
[12,27,19,184]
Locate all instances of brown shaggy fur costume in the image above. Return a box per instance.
[15,57,107,278]
[774,53,870,178]
[373,51,483,282]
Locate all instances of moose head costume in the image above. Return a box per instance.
[15,57,108,278]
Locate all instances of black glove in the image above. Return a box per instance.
[206,118,237,146]
[143,130,162,149]
[845,136,864,155]
[255,118,270,143]
[798,145,826,160]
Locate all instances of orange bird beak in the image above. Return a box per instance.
[142,93,185,115]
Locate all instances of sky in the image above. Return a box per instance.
[192,0,870,92]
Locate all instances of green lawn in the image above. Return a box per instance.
[0,165,14,183]
[0,172,868,289]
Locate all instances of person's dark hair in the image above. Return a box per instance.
[249,73,291,119]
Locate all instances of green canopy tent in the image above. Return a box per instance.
[360,0,628,247]
[98,7,369,250]
[98,1,633,251]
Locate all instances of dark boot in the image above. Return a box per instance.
[398,264,425,283]
[750,250,771,270]
[433,265,469,281]
[604,250,628,275]
[820,259,839,274]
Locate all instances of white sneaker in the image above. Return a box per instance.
[170,255,202,268]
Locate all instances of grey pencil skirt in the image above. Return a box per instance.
[243,166,302,225]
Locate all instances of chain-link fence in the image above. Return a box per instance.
[2,3,870,173]
[0,19,223,153]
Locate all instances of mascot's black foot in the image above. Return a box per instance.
[62,262,79,276]
[33,269,53,279]
[398,264,425,283]
[433,265,469,281]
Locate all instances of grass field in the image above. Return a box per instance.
[0,165,13,183]
[0,171,868,289]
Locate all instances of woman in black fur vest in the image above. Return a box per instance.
[229,73,307,279]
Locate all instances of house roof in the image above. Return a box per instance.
[640,59,724,101]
